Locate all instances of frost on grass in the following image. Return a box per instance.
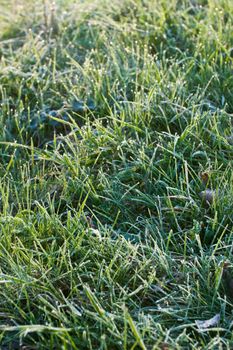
[195,314,220,332]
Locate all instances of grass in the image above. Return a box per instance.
[0,0,232,348]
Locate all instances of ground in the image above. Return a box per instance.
[0,0,233,349]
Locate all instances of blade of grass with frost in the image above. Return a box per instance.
[126,312,147,350]
[84,285,106,317]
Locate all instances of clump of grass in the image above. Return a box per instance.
[0,0,233,348]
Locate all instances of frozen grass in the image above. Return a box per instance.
[0,0,233,348]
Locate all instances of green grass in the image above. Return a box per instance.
[0,0,232,348]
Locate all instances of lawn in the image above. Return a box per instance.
[0,0,233,348]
